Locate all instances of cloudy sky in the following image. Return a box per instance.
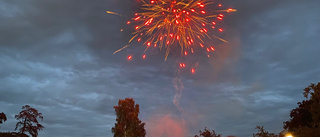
[1,0,320,137]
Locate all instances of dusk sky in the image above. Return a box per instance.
[1,0,320,137]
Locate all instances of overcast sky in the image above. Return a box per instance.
[1,0,320,137]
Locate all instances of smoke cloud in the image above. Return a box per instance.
[146,114,187,137]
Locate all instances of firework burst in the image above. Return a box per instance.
[108,0,236,73]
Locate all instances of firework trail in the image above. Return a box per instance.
[106,11,123,17]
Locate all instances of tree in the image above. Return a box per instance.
[0,112,7,124]
[0,132,29,137]
[15,105,44,137]
[253,125,279,137]
[194,127,221,137]
[112,98,146,137]
[283,82,320,137]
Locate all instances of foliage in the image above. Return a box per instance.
[0,112,7,124]
[283,82,320,137]
[253,126,279,137]
[0,132,29,137]
[15,105,44,137]
[194,127,221,137]
[112,98,146,137]
[283,100,313,130]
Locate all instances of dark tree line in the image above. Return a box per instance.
[252,125,285,137]
[253,82,320,137]
[112,82,320,137]
[195,127,221,137]
[283,82,320,136]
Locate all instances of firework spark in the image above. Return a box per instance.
[108,0,236,73]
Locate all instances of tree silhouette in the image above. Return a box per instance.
[252,125,279,137]
[15,105,44,137]
[194,127,221,137]
[112,98,146,137]
[0,112,7,124]
[0,132,29,137]
[283,82,320,136]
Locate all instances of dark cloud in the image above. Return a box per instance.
[1,0,320,137]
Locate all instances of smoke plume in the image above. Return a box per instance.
[172,76,184,112]
[146,114,187,137]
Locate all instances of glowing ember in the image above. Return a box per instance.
[127,55,132,60]
[191,68,195,73]
[179,63,186,68]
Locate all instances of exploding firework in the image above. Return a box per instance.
[108,0,236,73]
